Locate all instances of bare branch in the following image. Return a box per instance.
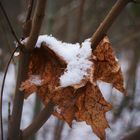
[25,0,47,51]
[8,0,47,140]
[91,0,133,50]
[8,52,31,140]
[0,2,22,46]
[26,0,35,22]
[22,102,54,140]
[23,0,35,37]
[121,127,140,140]
[0,47,19,140]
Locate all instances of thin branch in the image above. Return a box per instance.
[26,0,35,22]
[8,102,11,121]
[91,0,133,50]
[116,31,140,47]
[23,0,35,38]
[0,47,19,140]
[22,102,54,140]
[121,127,140,140]
[25,0,47,50]
[0,1,22,46]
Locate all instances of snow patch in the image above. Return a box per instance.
[37,35,93,87]
[30,75,43,86]
[22,35,93,88]
[54,105,62,114]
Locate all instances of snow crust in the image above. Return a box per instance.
[37,35,93,87]
[23,35,93,87]
[30,75,43,86]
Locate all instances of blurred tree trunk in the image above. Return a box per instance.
[45,0,56,34]
[74,0,85,42]
[122,127,140,140]
[113,41,139,121]
[53,120,64,140]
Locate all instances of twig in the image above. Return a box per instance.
[23,0,35,38]
[25,0,47,50]
[121,127,140,140]
[22,102,54,140]
[8,102,11,121]
[115,31,140,47]
[0,2,22,46]
[0,46,19,140]
[26,0,35,22]
[91,0,133,50]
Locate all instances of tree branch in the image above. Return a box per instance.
[121,127,140,140]
[0,47,19,140]
[8,0,47,140]
[22,102,54,140]
[91,0,133,50]
[26,0,35,22]
[23,0,35,37]
[25,0,47,51]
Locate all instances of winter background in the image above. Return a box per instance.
[0,0,140,140]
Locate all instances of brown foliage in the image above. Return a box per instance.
[93,37,127,95]
[20,37,126,140]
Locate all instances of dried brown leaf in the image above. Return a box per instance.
[75,83,112,140]
[20,37,127,140]
[93,36,127,95]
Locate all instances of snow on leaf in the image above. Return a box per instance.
[22,35,93,88]
[20,36,127,140]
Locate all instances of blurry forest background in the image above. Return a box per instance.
[0,0,140,140]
